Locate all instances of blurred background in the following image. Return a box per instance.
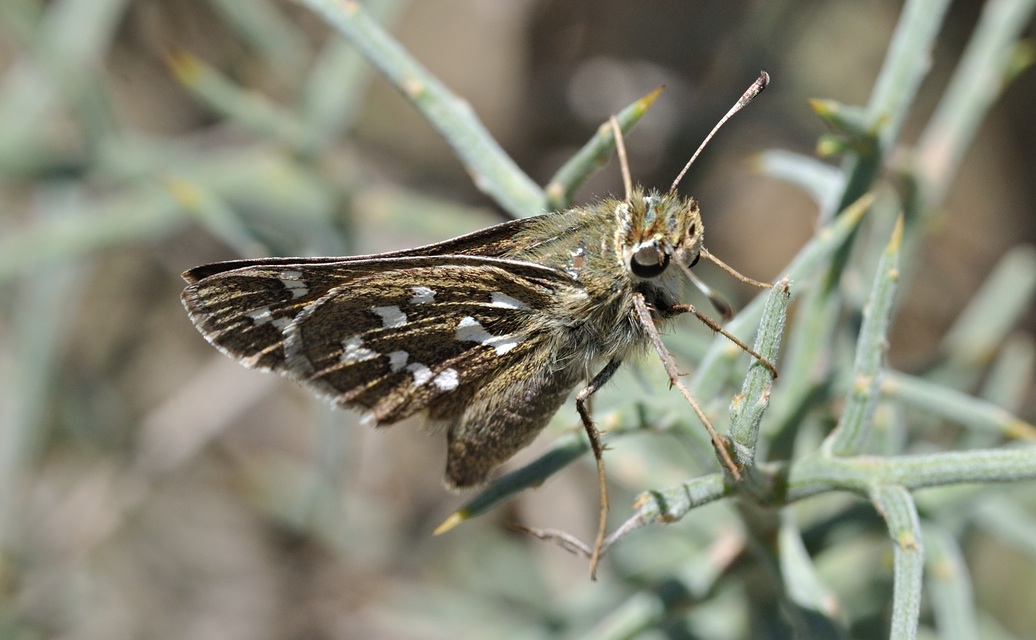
[1,1,1034,638]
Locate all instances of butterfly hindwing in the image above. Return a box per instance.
[443,352,582,487]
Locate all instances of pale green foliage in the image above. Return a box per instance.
[1,0,1034,639]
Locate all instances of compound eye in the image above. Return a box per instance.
[631,244,670,278]
[689,253,701,268]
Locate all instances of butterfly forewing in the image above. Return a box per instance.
[182,254,575,431]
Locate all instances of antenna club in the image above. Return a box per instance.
[668,71,771,193]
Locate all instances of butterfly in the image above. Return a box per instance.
[181,72,773,576]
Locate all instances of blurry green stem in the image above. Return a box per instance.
[784,447,1036,500]
[295,0,546,217]
[914,0,1036,213]
[633,445,1036,528]
[871,485,924,640]
[826,217,903,455]
[835,0,951,213]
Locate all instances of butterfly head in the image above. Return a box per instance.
[620,188,703,283]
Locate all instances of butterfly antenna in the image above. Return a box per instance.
[609,116,634,201]
[701,248,771,289]
[669,71,769,193]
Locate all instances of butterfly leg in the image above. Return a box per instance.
[669,303,777,377]
[632,293,742,481]
[575,358,621,580]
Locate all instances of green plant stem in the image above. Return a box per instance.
[632,446,1036,527]
[295,0,546,217]
[914,0,1036,213]
[622,474,730,529]
[826,217,903,456]
[208,0,309,72]
[835,0,952,214]
[545,87,662,210]
[972,495,1036,560]
[0,148,340,281]
[882,370,1036,440]
[925,525,978,640]
[871,485,923,640]
[777,512,847,635]
[0,0,129,174]
[753,149,843,213]
[937,246,1036,379]
[784,447,1036,499]
[728,279,790,473]
[169,51,312,150]
[0,185,92,554]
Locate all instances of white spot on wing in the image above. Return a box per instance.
[409,286,436,304]
[455,316,520,355]
[246,307,290,330]
[487,335,519,354]
[433,368,459,391]
[489,291,529,310]
[406,362,433,386]
[456,316,491,342]
[247,307,274,324]
[279,270,309,298]
[341,336,378,363]
[359,410,377,428]
[372,305,407,328]
[387,350,409,372]
[281,320,313,376]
